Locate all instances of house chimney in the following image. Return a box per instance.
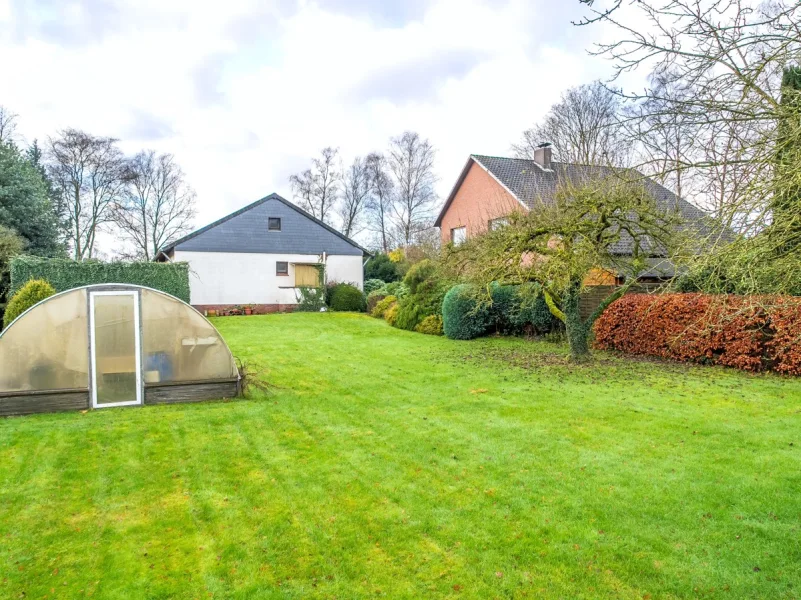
[533,142,552,169]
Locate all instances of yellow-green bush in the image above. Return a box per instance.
[384,303,400,327]
[371,295,397,318]
[415,315,443,336]
[394,259,450,331]
[3,279,56,329]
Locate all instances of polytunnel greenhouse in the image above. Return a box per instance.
[0,284,240,416]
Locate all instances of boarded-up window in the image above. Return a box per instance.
[294,265,321,287]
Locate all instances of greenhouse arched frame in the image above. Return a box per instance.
[0,284,240,416]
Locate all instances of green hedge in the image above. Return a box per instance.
[442,284,492,340]
[9,256,191,303]
[442,283,560,340]
[490,283,558,335]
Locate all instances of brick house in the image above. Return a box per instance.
[434,147,710,288]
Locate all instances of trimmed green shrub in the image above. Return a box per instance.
[4,279,56,329]
[364,279,386,295]
[10,257,191,303]
[442,284,492,340]
[384,302,400,326]
[328,283,366,312]
[364,253,401,282]
[415,315,443,336]
[490,283,558,335]
[371,295,397,318]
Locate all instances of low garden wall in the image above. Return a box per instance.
[594,293,801,375]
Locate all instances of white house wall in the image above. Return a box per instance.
[325,255,364,287]
[174,250,364,306]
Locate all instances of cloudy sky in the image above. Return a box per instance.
[0,0,634,250]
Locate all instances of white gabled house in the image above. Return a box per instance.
[156,193,368,313]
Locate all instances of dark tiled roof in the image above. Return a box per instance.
[471,155,707,220]
[158,193,370,257]
[436,155,724,257]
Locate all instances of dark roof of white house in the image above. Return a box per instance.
[158,193,370,258]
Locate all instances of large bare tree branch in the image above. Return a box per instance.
[289,147,340,224]
[113,150,197,260]
[47,129,126,260]
[387,131,438,246]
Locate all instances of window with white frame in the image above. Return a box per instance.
[451,226,466,245]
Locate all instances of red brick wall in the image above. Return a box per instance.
[193,304,297,316]
[439,161,524,245]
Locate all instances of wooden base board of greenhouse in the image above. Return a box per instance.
[0,379,240,417]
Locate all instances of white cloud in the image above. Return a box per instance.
[0,0,631,253]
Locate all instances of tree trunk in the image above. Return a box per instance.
[563,279,591,362]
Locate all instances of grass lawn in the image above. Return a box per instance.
[1,313,800,599]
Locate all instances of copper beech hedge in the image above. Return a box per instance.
[593,293,801,375]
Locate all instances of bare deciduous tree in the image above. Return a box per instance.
[289,147,340,224]
[113,150,197,260]
[365,152,394,252]
[623,76,701,202]
[387,131,438,246]
[579,0,801,294]
[337,156,370,238]
[513,81,629,166]
[0,106,18,145]
[47,129,126,260]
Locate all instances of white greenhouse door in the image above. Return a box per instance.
[89,291,142,408]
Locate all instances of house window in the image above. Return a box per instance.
[268,217,281,231]
[276,261,289,276]
[451,226,466,245]
[489,217,509,231]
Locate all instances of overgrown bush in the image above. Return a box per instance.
[364,279,386,295]
[394,260,450,331]
[371,295,397,318]
[380,281,409,299]
[3,279,56,329]
[442,284,492,340]
[416,315,444,336]
[295,286,326,312]
[367,292,387,313]
[327,283,366,312]
[594,293,801,375]
[10,256,191,302]
[364,254,401,282]
[384,302,400,326]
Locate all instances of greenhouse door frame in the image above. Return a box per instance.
[89,290,143,409]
